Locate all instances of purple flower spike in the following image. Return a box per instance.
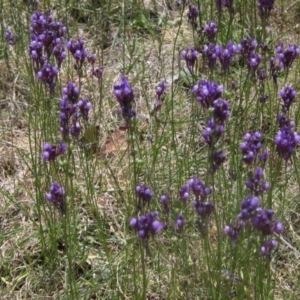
[37,63,58,93]
[193,201,214,217]
[240,131,263,164]
[224,221,244,244]
[67,38,87,70]
[192,80,224,108]
[136,184,154,205]
[202,21,218,41]
[211,150,227,173]
[261,239,278,257]
[114,76,136,125]
[5,29,17,45]
[130,212,163,240]
[181,46,199,74]
[258,0,275,20]
[203,43,219,69]
[179,184,190,202]
[62,82,80,103]
[46,182,65,214]
[217,40,240,71]
[176,214,185,231]
[203,118,225,146]
[240,37,258,59]
[92,67,103,79]
[279,86,297,112]
[187,4,199,28]
[160,195,169,213]
[78,99,92,120]
[188,176,212,201]
[275,124,300,160]
[248,52,262,71]
[42,141,67,161]
[213,99,230,123]
[245,168,270,196]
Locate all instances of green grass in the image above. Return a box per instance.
[0,0,300,299]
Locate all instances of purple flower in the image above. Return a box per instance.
[247,52,262,71]
[176,214,185,231]
[37,63,58,93]
[238,195,261,221]
[258,68,267,81]
[62,82,80,103]
[179,184,190,202]
[67,38,88,70]
[114,76,136,125]
[53,39,67,68]
[224,221,244,244]
[181,47,199,74]
[261,239,278,257]
[91,66,103,79]
[203,118,225,146]
[160,195,169,213]
[213,99,230,123]
[279,86,297,112]
[240,131,263,164]
[187,4,199,27]
[5,29,16,45]
[87,53,96,65]
[203,43,219,69]
[153,80,167,112]
[188,176,212,201]
[245,168,270,196]
[42,141,67,161]
[240,37,258,59]
[202,21,218,41]
[136,184,154,205]
[192,80,224,108]
[217,40,240,71]
[211,150,227,173]
[258,0,275,20]
[193,201,214,217]
[275,123,300,160]
[77,99,92,120]
[130,212,163,240]
[46,182,65,214]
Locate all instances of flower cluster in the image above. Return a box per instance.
[187,4,199,28]
[42,141,67,161]
[258,0,275,20]
[59,82,92,140]
[180,176,214,223]
[192,80,224,108]
[67,38,88,70]
[113,76,136,127]
[181,47,199,74]
[29,11,67,91]
[136,184,154,207]
[215,0,234,14]
[270,43,300,81]
[153,80,167,112]
[216,40,240,71]
[274,121,300,160]
[130,212,164,240]
[279,86,297,112]
[46,182,65,214]
[202,21,218,41]
[245,168,270,196]
[240,131,265,164]
[5,29,17,45]
[203,41,240,71]
[225,196,283,256]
